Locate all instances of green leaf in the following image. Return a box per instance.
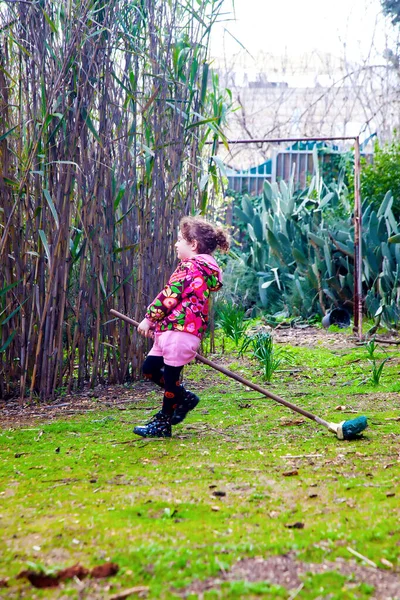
[307,232,325,248]
[39,230,51,265]
[261,280,275,289]
[8,34,31,57]
[80,107,102,147]
[294,276,305,300]
[388,233,400,243]
[70,229,83,258]
[45,113,65,145]
[319,192,334,209]
[212,155,227,178]
[199,172,209,192]
[263,180,273,203]
[186,116,220,130]
[44,160,82,172]
[3,176,19,188]
[0,125,18,143]
[267,230,282,255]
[253,214,264,242]
[277,232,294,263]
[234,207,250,224]
[270,267,282,291]
[242,196,254,220]
[280,179,289,203]
[333,239,354,257]
[324,244,333,278]
[292,247,308,265]
[247,223,257,244]
[41,8,58,33]
[200,63,209,107]
[113,244,138,254]
[0,297,29,326]
[0,279,22,297]
[99,271,107,298]
[43,189,59,229]
[0,331,16,353]
[377,190,393,218]
[113,182,127,211]
[71,239,86,264]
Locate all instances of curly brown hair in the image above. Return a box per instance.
[180,216,230,255]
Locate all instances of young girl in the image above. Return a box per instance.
[135,216,230,438]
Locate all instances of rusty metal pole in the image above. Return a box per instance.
[353,136,363,339]
[205,136,357,145]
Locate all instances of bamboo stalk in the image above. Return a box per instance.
[0,0,226,401]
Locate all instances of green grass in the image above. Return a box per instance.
[0,335,399,598]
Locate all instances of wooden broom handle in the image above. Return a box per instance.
[109,309,323,423]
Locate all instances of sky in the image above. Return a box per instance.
[209,0,394,63]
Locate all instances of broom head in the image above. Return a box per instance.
[337,416,368,440]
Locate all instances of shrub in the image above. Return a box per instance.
[361,137,400,219]
[215,255,260,311]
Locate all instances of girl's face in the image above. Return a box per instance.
[175,231,198,260]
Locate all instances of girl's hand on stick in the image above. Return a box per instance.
[137,318,154,338]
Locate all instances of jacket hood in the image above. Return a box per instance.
[189,254,223,291]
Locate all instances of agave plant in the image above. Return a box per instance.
[234,148,400,327]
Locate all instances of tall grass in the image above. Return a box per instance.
[215,301,248,347]
[0,0,230,401]
[361,338,390,385]
[240,332,291,382]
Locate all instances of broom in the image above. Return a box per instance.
[110,309,368,441]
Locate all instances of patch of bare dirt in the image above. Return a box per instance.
[272,326,356,348]
[183,554,400,599]
[0,381,156,429]
[272,325,400,351]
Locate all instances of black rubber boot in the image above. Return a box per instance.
[133,412,172,438]
[171,388,200,425]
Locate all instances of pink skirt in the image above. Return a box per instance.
[147,330,201,366]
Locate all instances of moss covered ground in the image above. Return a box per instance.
[0,328,399,598]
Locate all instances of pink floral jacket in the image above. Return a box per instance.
[145,254,223,338]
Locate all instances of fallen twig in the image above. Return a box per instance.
[369,338,400,346]
[347,546,377,568]
[109,586,149,600]
[282,454,323,459]
[288,583,304,600]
